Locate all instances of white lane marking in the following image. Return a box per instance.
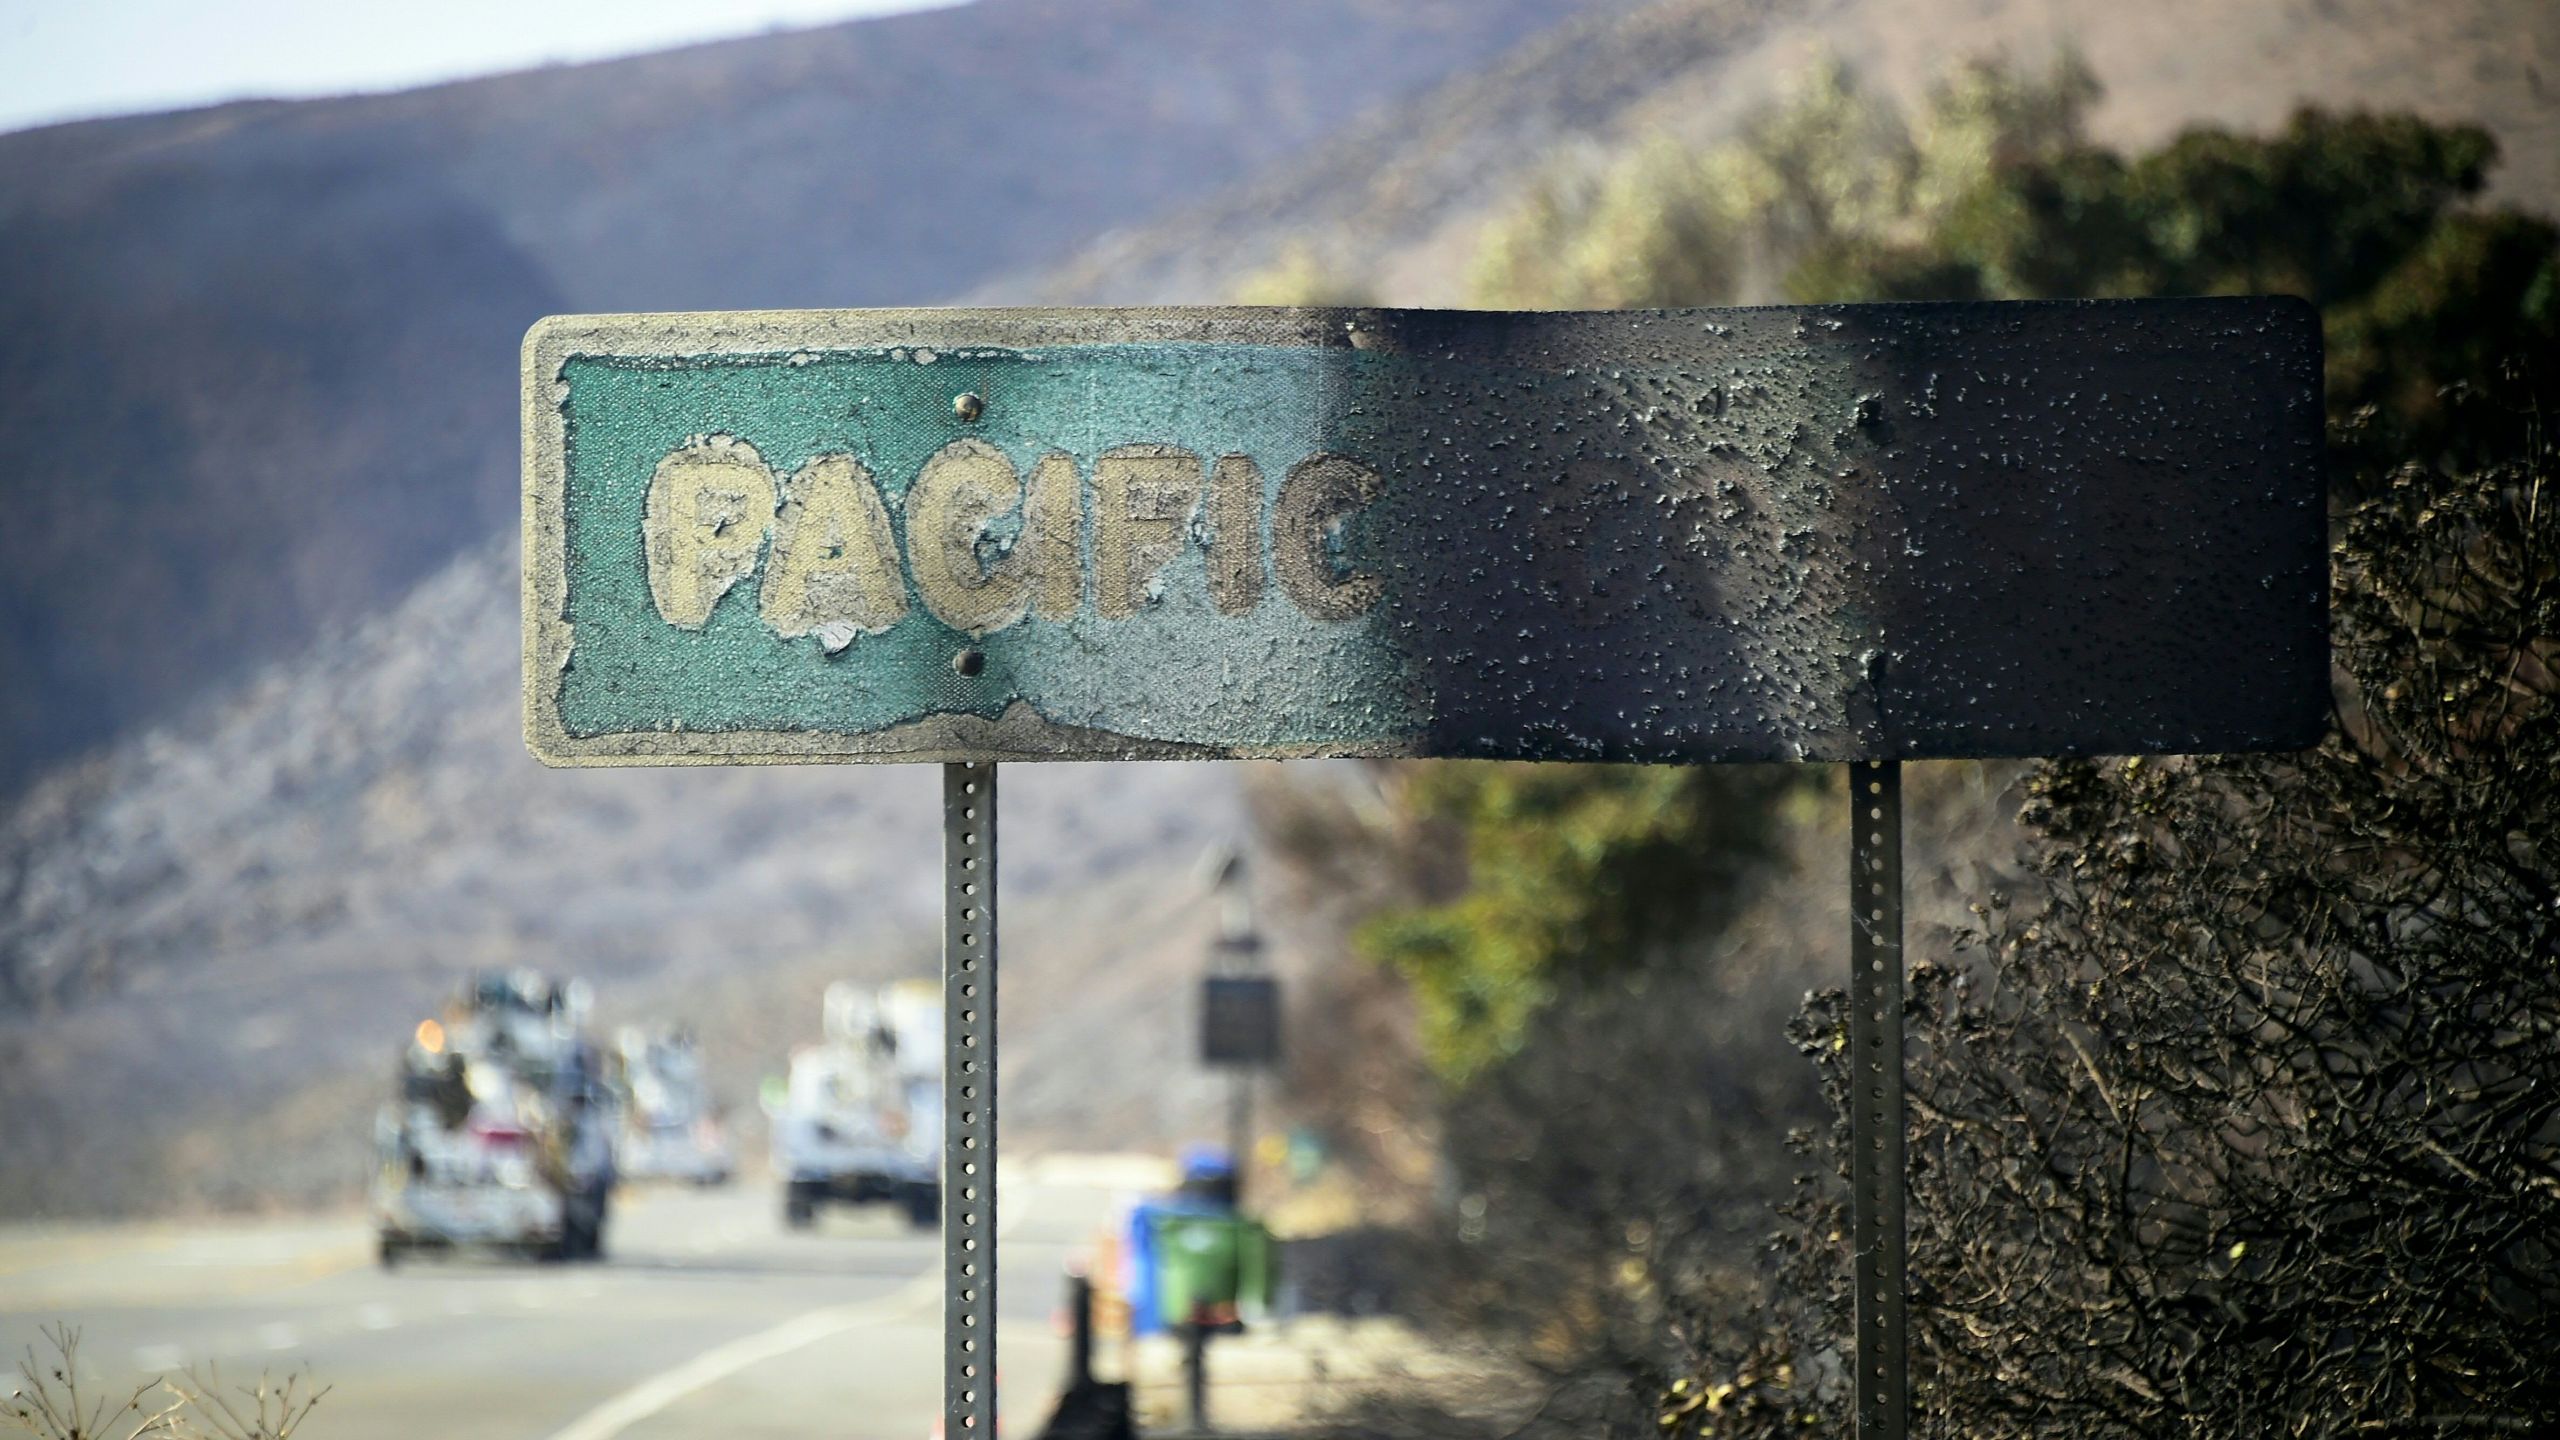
[443,1295,478,1316]
[541,1197,1035,1440]
[541,1288,931,1440]
[256,1322,299,1351]
[356,1303,399,1331]
[158,1234,332,1267]
[133,1344,185,1371]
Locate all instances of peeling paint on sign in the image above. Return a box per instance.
[521,302,2326,766]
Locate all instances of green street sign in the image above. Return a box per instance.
[521,302,2325,766]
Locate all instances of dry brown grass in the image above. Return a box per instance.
[6,1329,327,1440]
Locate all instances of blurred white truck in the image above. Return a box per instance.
[611,1024,734,1186]
[771,980,942,1229]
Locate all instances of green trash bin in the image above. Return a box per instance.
[1149,1211,1275,1331]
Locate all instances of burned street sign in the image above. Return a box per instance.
[517,298,2328,1440]
[522,301,2326,767]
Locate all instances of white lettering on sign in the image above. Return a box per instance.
[759,453,909,647]
[1093,443,1196,622]
[907,439,1035,633]
[644,437,781,630]
[1273,454,1386,622]
[639,436,1384,638]
[1205,455,1264,617]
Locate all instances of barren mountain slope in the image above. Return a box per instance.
[0,0,1660,1219]
[0,532,1251,1215]
[1000,0,2557,306]
[0,0,1639,791]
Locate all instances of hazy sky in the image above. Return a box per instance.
[0,0,966,134]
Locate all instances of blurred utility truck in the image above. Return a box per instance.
[770,980,942,1229]
[610,1024,734,1186]
[373,969,618,1264]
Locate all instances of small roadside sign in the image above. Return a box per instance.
[1200,976,1280,1069]
[522,301,2325,768]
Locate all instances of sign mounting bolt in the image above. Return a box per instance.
[952,647,986,677]
[953,392,984,422]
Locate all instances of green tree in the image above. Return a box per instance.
[1471,56,2098,311]
[1382,59,2107,1087]
[1332,56,2560,1440]
[1818,108,2560,468]
[1357,764,1793,1082]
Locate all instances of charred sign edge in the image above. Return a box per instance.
[519,300,2326,769]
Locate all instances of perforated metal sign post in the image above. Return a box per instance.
[523,301,2326,1440]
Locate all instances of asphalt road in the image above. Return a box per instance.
[0,1157,1155,1440]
